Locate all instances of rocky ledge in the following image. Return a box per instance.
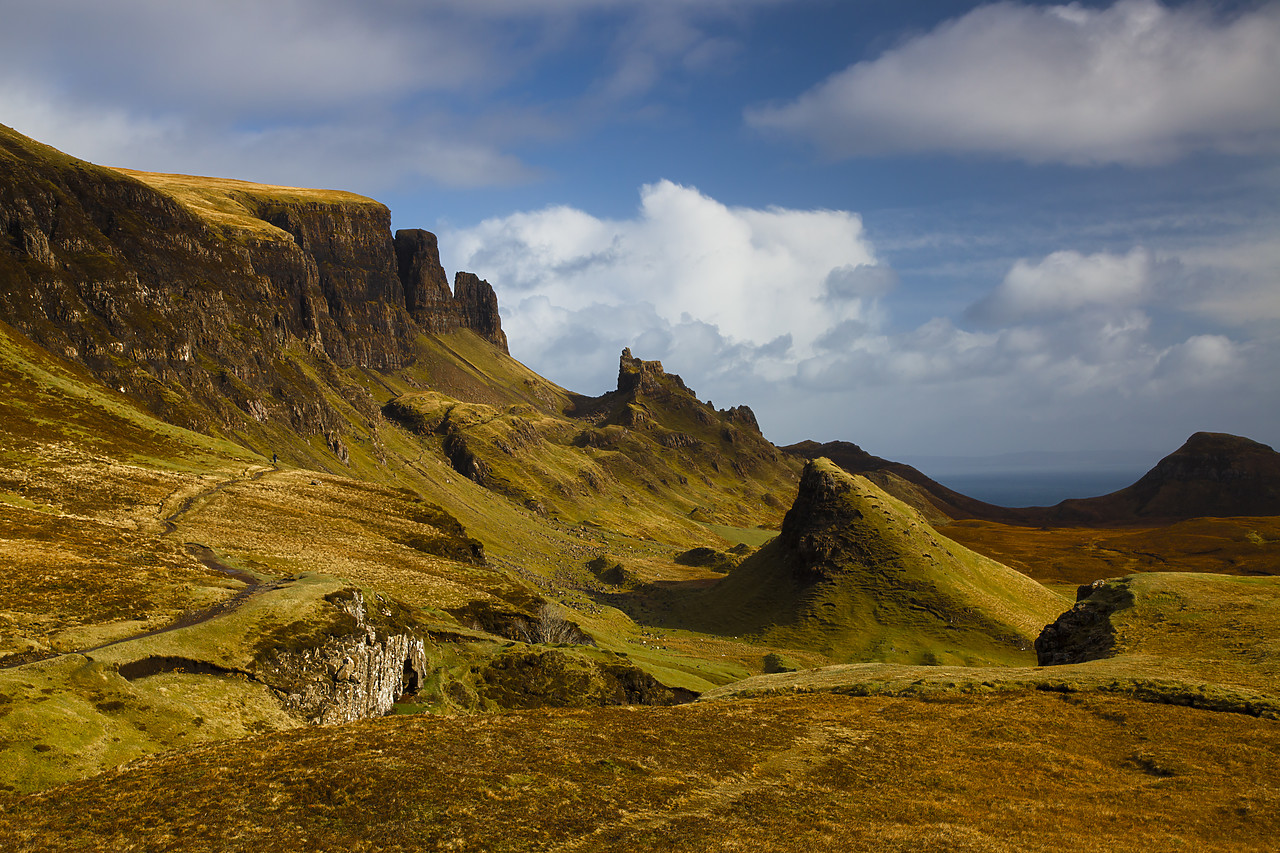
[255,589,427,725]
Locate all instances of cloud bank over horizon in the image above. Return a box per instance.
[446,183,1278,456]
[748,0,1280,165]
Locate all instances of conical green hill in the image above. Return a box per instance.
[695,458,1068,665]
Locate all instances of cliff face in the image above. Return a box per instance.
[394,229,507,350]
[0,123,507,449]
[255,590,429,726]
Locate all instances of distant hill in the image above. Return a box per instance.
[1048,432,1280,523]
[791,433,1280,526]
[783,439,1022,523]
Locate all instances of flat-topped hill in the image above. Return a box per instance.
[1050,432,1280,522]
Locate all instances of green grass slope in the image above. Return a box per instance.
[704,570,1280,719]
[684,459,1067,665]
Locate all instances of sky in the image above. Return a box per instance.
[2,0,1277,466]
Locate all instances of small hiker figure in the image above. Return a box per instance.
[272,453,278,465]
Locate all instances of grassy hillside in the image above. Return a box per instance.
[6,129,1279,851]
[705,570,1280,719]
[2,691,1277,852]
[110,168,382,241]
[0,312,802,793]
[676,460,1066,666]
[944,515,1280,587]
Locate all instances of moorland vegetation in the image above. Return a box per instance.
[0,123,1277,851]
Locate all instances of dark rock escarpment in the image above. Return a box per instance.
[0,123,509,453]
[393,229,507,351]
[780,458,899,583]
[452,271,508,352]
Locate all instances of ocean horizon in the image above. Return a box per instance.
[927,469,1149,509]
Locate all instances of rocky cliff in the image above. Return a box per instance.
[255,589,429,725]
[393,229,506,349]
[1034,579,1134,666]
[0,123,506,453]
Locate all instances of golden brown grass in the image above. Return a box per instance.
[109,168,384,239]
[945,516,1280,585]
[1,691,1276,852]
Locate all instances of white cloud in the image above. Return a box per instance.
[0,82,532,190]
[445,180,882,389]
[0,1,488,115]
[0,0,784,190]
[968,247,1152,323]
[1173,236,1280,327]
[747,0,1280,165]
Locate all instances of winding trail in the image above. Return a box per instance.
[1,465,282,669]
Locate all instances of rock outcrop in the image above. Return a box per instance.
[452,271,508,352]
[255,589,428,725]
[1034,579,1134,666]
[393,229,507,351]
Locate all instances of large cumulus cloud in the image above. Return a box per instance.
[444,180,887,390]
[447,185,1278,454]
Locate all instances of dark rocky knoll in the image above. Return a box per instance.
[0,123,504,449]
[1034,579,1136,665]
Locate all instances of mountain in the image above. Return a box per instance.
[1,122,504,465]
[794,432,1280,526]
[1048,432,1280,523]
[783,439,1017,523]
[4,125,1280,853]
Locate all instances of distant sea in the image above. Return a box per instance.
[927,470,1149,509]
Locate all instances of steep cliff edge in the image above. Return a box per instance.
[255,588,429,725]
[394,229,507,351]
[0,123,506,455]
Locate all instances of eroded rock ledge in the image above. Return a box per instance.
[255,589,427,725]
[1035,579,1136,666]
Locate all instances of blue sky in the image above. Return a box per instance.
[2,0,1277,465]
